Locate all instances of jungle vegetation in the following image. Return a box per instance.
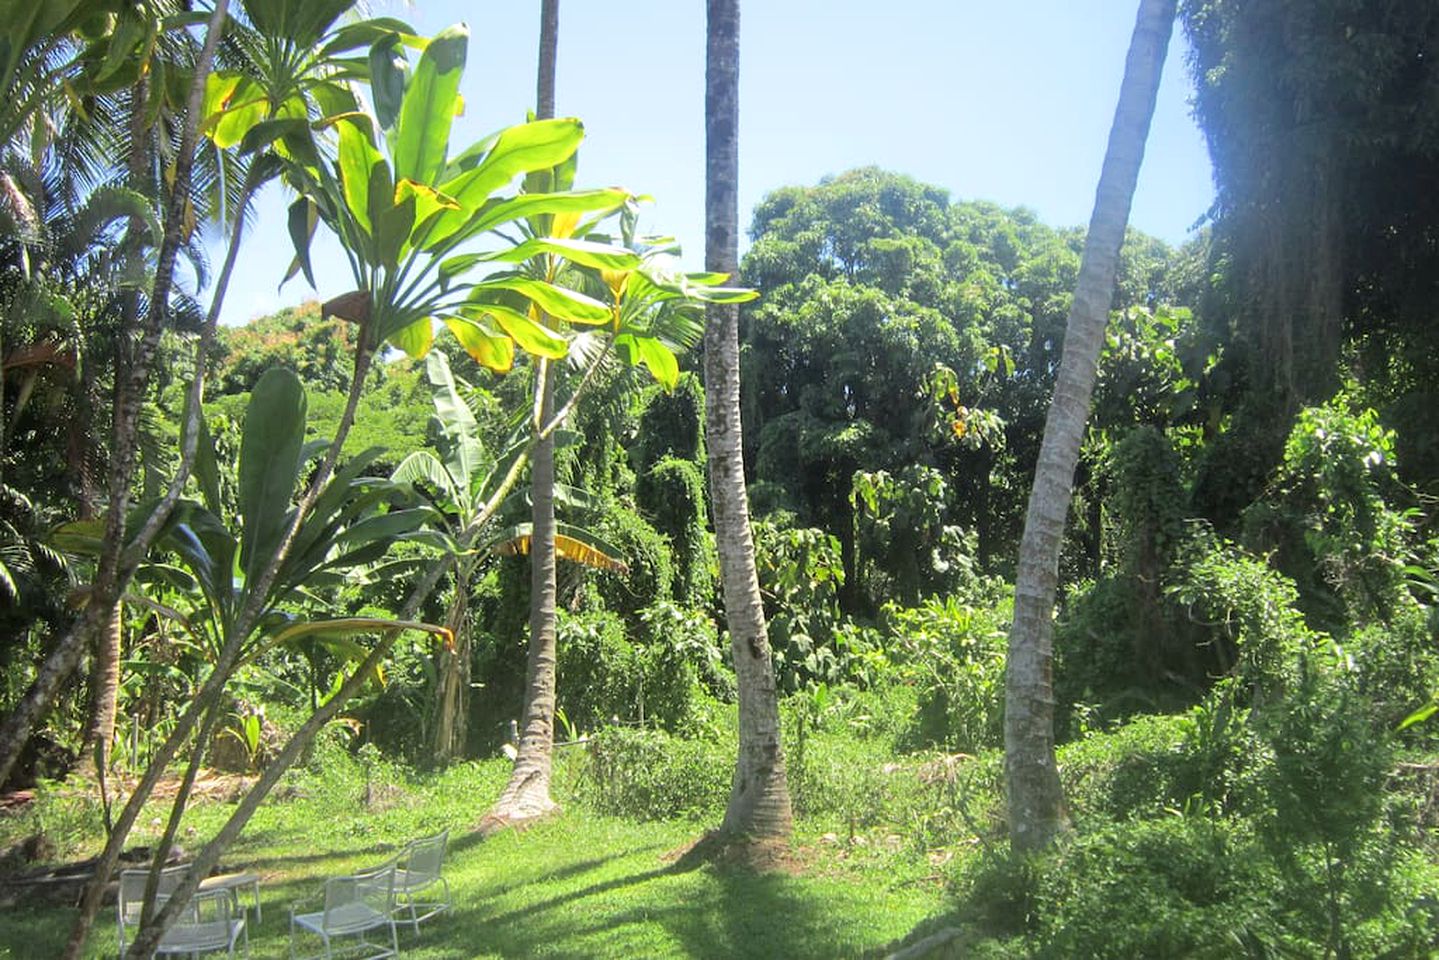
[2,1,1439,957]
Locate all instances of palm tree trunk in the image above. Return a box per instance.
[492,0,562,824]
[1004,0,1176,854]
[706,0,792,840]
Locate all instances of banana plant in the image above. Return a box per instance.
[391,350,624,761]
[57,365,449,945]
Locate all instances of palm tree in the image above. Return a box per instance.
[705,0,792,840]
[1004,0,1177,854]
[491,0,565,824]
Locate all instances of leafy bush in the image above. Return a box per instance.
[1168,534,1316,701]
[753,519,850,691]
[1349,604,1439,733]
[592,505,675,625]
[576,724,731,821]
[1243,401,1412,634]
[556,603,721,734]
[1032,817,1280,959]
[637,456,714,608]
[851,466,977,609]
[883,595,1009,753]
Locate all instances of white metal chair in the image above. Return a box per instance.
[391,829,452,935]
[117,866,249,958]
[289,862,400,960]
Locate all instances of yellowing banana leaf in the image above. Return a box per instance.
[490,523,629,574]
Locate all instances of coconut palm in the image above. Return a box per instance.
[1004,0,1177,854]
[705,0,793,840]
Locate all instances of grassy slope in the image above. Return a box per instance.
[0,758,944,959]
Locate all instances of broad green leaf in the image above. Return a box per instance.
[201,71,241,125]
[375,191,415,269]
[238,368,306,584]
[677,283,758,304]
[268,617,453,650]
[392,450,458,501]
[332,509,434,554]
[187,391,223,517]
[286,197,318,288]
[391,23,467,186]
[394,179,459,255]
[387,317,435,358]
[429,118,584,239]
[437,252,482,288]
[478,236,641,271]
[210,77,269,149]
[468,276,610,325]
[431,187,628,251]
[238,117,308,156]
[466,303,568,360]
[337,117,383,236]
[242,0,356,47]
[309,80,360,121]
[368,34,409,131]
[97,12,148,83]
[1398,702,1438,731]
[617,334,679,390]
[320,17,427,56]
[425,351,484,490]
[443,317,513,373]
[50,518,105,556]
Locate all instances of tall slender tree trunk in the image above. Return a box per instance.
[706,0,792,840]
[1004,0,1175,855]
[491,0,562,825]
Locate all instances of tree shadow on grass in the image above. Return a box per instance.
[419,849,900,960]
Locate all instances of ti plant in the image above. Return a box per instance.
[58,367,448,666]
[282,21,757,401]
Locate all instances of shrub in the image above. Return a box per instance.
[1242,401,1412,635]
[575,724,731,821]
[1032,817,1280,959]
[592,505,675,625]
[883,595,1009,753]
[1168,534,1316,702]
[1348,604,1439,733]
[556,604,721,734]
[752,519,850,691]
[636,456,714,608]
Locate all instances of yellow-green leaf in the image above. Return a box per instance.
[468,276,610,325]
[443,316,514,372]
[387,317,435,358]
[467,304,568,360]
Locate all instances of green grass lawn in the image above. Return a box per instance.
[0,756,947,959]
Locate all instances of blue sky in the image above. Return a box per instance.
[211,1,1214,326]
